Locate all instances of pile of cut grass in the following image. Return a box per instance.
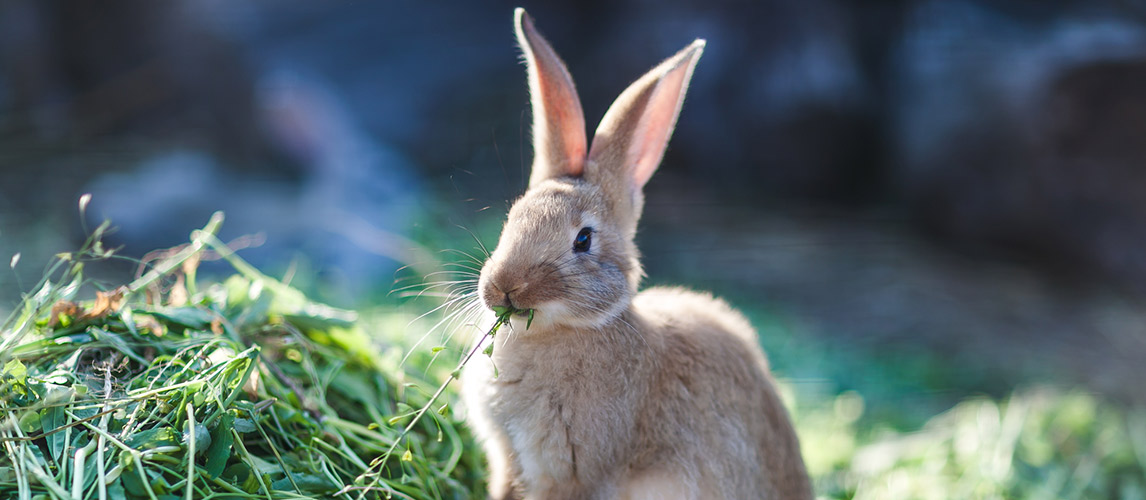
[0,213,484,499]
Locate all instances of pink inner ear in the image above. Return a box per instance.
[630,63,692,188]
[544,92,586,177]
[588,40,704,193]
[518,9,587,182]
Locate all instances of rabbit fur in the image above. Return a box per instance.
[461,8,813,500]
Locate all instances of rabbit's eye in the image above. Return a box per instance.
[573,227,592,253]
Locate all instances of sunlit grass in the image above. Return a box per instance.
[2,213,1144,499]
[794,385,1146,499]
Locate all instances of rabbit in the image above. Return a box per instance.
[461,8,813,500]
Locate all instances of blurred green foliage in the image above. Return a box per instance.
[795,387,1146,499]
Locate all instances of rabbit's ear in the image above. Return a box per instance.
[516,8,588,187]
[588,40,704,191]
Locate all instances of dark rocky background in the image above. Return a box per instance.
[4,0,1146,403]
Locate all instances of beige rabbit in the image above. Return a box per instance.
[462,8,812,500]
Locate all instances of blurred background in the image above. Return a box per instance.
[4,0,1146,481]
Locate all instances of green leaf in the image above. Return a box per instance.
[270,473,337,494]
[17,410,41,433]
[246,455,281,475]
[125,426,179,448]
[183,422,211,456]
[72,406,98,420]
[205,414,235,479]
[120,464,148,498]
[232,418,256,433]
[241,470,262,493]
[107,480,127,500]
[3,359,27,381]
[222,462,251,483]
[40,405,68,461]
[150,306,215,330]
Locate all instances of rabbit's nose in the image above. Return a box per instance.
[503,283,528,308]
[484,280,508,308]
[484,279,526,309]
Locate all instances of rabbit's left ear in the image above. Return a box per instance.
[588,40,705,190]
[516,8,588,187]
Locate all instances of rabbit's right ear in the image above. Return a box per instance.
[516,8,588,187]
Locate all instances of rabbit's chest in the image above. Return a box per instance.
[486,361,626,485]
[495,384,579,483]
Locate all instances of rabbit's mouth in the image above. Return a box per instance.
[492,305,536,329]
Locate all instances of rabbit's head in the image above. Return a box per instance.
[479,8,704,331]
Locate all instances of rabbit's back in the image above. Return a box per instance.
[628,287,812,499]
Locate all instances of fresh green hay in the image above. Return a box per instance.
[0,213,486,499]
